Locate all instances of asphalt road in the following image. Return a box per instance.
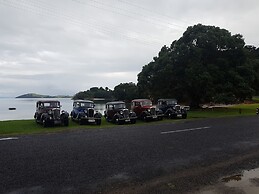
[1,116,259,194]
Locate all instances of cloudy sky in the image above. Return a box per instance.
[0,0,258,97]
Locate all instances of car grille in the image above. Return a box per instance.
[88,108,94,117]
[53,109,60,119]
[150,108,156,115]
[123,109,129,118]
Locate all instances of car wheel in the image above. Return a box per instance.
[96,119,101,125]
[119,120,125,125]
[79,118,84,125]
[35,114,40,124]
[167,112,173,119]
[43,119,48,127]
[141,113,147,121]
[35,118,40,124]
[64,119,69,126]
[131,119,136,124]
[113,116,118,124]
[171,114,177,119]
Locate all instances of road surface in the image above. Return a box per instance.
[1,116,259,193]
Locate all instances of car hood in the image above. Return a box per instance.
[141,106,155,110]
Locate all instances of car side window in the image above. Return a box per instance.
[108,104,114,110]
[40,103,44,108]
[135,102,140,107]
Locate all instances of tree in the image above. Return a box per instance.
[244,45,259,95]
[73,87,113,100]
[137,24,256,107]
[113,82,139,101]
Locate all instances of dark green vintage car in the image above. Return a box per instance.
[157,99,188,119]
[104,101,137,124]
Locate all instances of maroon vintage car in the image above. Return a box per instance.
[34,100,69,127]
[131,99,163,121]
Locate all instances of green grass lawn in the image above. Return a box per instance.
[1,103,259,136]
[0,118,116,136]
[188,103,259,119]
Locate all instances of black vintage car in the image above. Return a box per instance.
[34,100,69,127]
[70,100,102,125]
[104,101,137,124]
[157,99,188,119]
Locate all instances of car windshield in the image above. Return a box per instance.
[43,102,60,108]
[114,103,126,109]
[78,102,94,108]
[141,100,152,106]
[166,100,177,105]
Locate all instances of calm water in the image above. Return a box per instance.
[0,98,106,121]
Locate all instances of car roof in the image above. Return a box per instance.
[37,100,60,103]
[106,101,125,105]
[131,99,151,102]
[158,99,177,101]
[73,99,94,103]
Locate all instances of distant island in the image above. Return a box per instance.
[16,93,72,98]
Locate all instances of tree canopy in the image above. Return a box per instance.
[73,87,113,100]
[113,82,139,102]
[73,24,259,107]
[138,24,259,107]
[73,83,139,102]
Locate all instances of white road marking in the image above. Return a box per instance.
[161,126,211,134]
[0,137,19,141]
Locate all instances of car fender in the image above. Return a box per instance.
[34,112,39,119]
[129,111,136,117]
[41,113,50,121]
[94,112,102,118]
[156,109,163,115]
[143,110,151,116]
[181,108,187,114]
[77,111,85,118]
[114,112,123,118]
[165,108,173,114]
[61,111,69,119]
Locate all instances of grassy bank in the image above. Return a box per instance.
[0,118,115,136]
[188,103,259,119]
[1,103,258,136]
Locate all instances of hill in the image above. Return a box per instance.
[16,93,71,98]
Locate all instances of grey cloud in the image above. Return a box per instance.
[0,0,258,97]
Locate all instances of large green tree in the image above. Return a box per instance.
[138,24,256,107]
[73,87,113,100]
[113,82,139,101]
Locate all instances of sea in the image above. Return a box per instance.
[0,98,106,121]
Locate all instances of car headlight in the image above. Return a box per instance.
[48,110,52,115]
[120,110,123,115]
[147,109,151,112]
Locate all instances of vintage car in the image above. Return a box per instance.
[157,99,188,119]
[104,101,137,124]
[34,100,69,127]
[70,100,102,125]
[131,99,163,121]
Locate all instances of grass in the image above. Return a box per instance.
[188,104,259,119]
[0,118,116,136]
[1,103,259,136]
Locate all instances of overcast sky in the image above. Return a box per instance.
[0,0,258,97]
